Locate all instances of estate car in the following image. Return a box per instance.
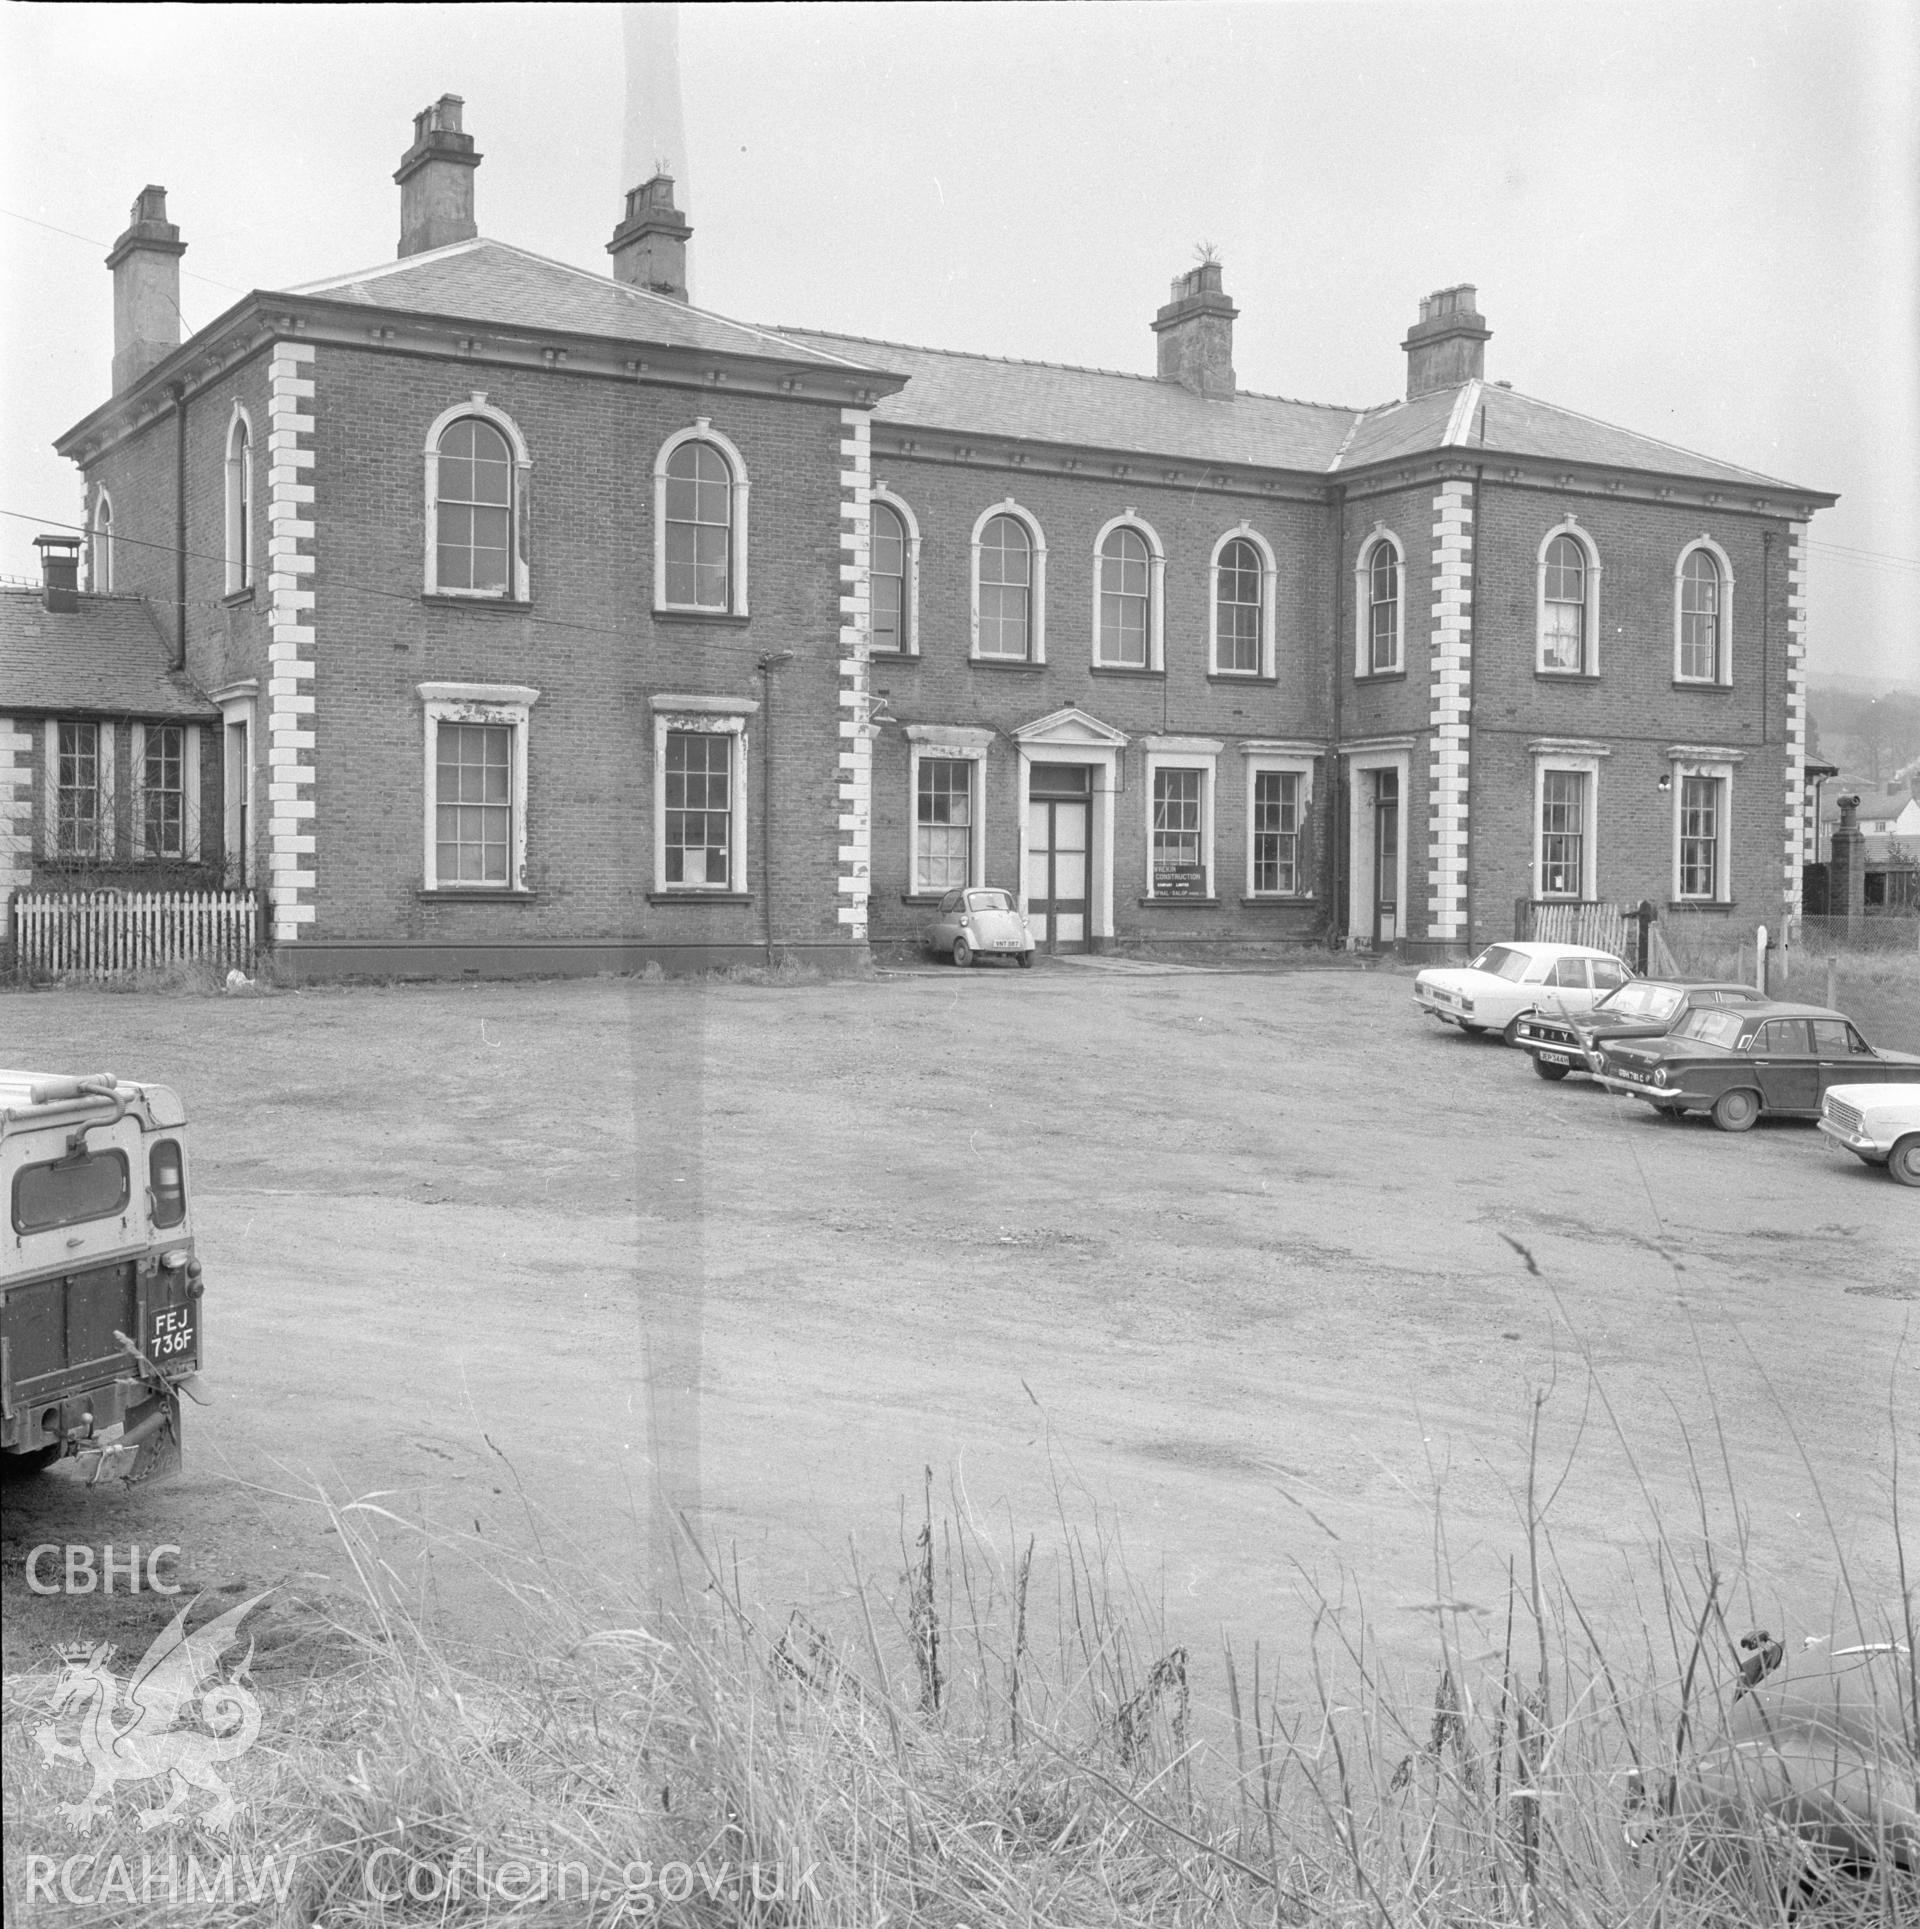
[1514,979,1767,1082]
[1413,942,1634,1045]
[1594,1003,1920,1131]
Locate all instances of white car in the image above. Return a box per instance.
[1413,941,1635,1045]
[1817,1082,1920,1187]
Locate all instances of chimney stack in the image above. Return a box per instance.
[608,175,692,300]
[1152,261,1237,399]
[106,186,186,394]
[395,96,481,258]
[34,534,82,613]
[1403,285,1490,399]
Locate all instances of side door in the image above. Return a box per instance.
[1548,955,1595,1012]
[1809,1018,1878,1103]
[1752,1018,1819,1112]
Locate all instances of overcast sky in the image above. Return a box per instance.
[3,1,1915,688]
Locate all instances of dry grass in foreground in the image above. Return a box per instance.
[5,1433,1916,1927]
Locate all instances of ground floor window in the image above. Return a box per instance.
[55,721,101,858]
[418,682,539,893]
[141,724,188,860]
[1538,769,1587,898]
[1152,767,1204,894]
[1678,774,1722,900]
[916,757,973,893]
[665,731,734,887]
[436,723,512,884]
[1252,769,1303,895]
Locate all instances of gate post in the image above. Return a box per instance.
[1634,899,1654,976]
[1513,895,1530,942]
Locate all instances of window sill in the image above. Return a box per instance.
[417,888,541,903]
[900,893,950,906]
[646,890,753,906]
[969,656,1046,671]
[1670,678,1732,693]
[223,586,256,608]
[1240,894,1319,907]
[869,648,920,664]
[1535,669,1599,682]
[422,592,532,613]
[1208,671,1274,685]
[1353,669,1407,684]
[1669,899,1737,913]
[653,608,750,626]
[1089,663,1162,678]
[1138,895,1221,909]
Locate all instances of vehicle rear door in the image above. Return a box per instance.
[1809,1019,1880,1102]
[1753,1018,1819,1112]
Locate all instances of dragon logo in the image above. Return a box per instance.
[32,1592,269,1835]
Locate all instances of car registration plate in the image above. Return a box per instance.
[148,1303,196,1364]
[1537,1051,1570,1067]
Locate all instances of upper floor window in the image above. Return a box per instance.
[91,492,114,593]
[870,496,919,654]
[971,503,1046,662]
[1676,544,1730,684]
[1356,534,1402,676]
[654,422,751,617]
[224,409,254,595]
[423,398,531,602]
[1539,528,1598,675]
[1094,521,1162,670]
[1212,527,1276,677]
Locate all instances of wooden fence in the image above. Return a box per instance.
[10,889,261,980]
[1514,897,1656,964]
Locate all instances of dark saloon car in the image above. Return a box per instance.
[1514,979,1768,1082]
[1594,1002,1920,1131]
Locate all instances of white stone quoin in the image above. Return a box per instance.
[266,341,318,944]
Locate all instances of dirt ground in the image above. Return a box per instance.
[3,960,1915,1696]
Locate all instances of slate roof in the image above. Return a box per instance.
[0,589,215,719]
[775,328,1826,494]
[287,239,887,374]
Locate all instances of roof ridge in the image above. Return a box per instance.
[776,324,1375,413]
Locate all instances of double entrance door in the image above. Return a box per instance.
[1027,763,1091,953]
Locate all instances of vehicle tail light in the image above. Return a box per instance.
[149,1139,186,1228]
[1459,999,1474,1015]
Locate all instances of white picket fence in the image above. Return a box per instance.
[10,889,260,979]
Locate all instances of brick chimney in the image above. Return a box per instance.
[608,175,692,300]
[1152,261,1237,399]
[106,186,186,394]
[1403,285,1491,399]
[33,535,82,613]
[395,96,481,258]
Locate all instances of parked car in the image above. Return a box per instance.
[1514,979,1768,1081]
[1,1070,204,1480]
[1413,942,1634,1044]
[1817,1083,1920,1186]
[1594,1003,1920,1131]
[922,887,1035,968]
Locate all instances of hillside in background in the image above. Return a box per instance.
[1806,678,1920,786]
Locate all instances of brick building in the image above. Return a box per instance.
[10,98,1837,976]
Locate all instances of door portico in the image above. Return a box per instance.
[1013,707,1127,951]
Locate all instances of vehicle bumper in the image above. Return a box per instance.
[1415,994,1470,1024]
[1816,1117,1886,1162]
[1594,1075,1700,1106]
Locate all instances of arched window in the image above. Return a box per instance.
[92,492,113,593]
[1215,537,1264,675]
[424,397,532,601]
[871,498,909,653]
[1365,538,1400,675]
[436,418,513,594]
[976,513,1033,659]
[223,411,254,594]
[1538,527,1600,675]
[664,441,733,610]
[1097,526,1151,668]
[1678,546,1724,682]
